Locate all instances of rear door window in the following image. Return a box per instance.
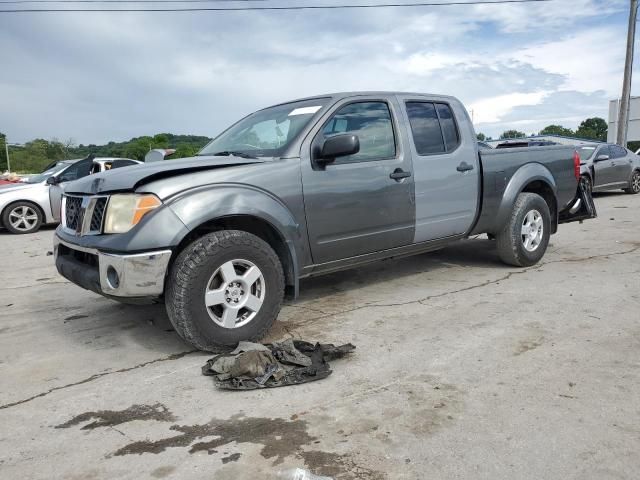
[406,101,460,155]
[435,103,460,151]
[610,145,626,159]
[112,160,138,169]
[405,102,445,155]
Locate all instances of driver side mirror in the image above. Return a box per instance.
[595,154,610,162]
[46,176,59,185]
[316,134,360,166]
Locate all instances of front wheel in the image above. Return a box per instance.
[624,170,640,194]
[2,201,43,234]
[165,230,284,351]
[496,193,551,267]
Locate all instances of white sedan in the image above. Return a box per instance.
[0,157,140,234]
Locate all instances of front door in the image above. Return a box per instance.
[301,97,415,264]
[397,96,479,242]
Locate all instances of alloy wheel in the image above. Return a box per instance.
[8,205,39,232]
[632,172,640,193]
[204,259,265,328]
[521,209,544,252]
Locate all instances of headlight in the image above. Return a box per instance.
[103,194,162,234]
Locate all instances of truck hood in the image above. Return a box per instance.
[64,155,267,195]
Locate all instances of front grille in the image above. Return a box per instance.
[90,197,107,232]
[63,195,109,235]
[64,196,83,231]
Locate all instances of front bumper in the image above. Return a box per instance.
[54,235,172,299]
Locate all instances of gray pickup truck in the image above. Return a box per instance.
[54,92,595,350]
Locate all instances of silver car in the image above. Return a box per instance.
[0,156,140,234]
[578,143,640,194]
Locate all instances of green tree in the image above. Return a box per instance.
[476,132,486,141]
[123,136,153,161]
[499,130,526,139]
[539,125,574,136]
[174,144,200,158]
[575,117,607,141]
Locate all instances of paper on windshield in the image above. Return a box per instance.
[288,106,322,116]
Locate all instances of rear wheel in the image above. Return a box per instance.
[496,193,551,267]
[165,230,284,351]
[624,170,640,194]
[2,201,43,234]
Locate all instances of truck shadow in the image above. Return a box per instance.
[296,237,502,304]
[92,238,502,349]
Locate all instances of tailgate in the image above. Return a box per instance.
[559,178,597,224]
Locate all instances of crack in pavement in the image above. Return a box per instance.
[3,247,637,412]
[0,350,199,411]
[0,281,70,291]
[284,246,640,330]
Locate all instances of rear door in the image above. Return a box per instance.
[397,95,479,242]
[610,145,633,184]
[593,145,617,188]
[300,96,415,264]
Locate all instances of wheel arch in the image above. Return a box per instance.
[494,163,558,234]
[166,186,304,299]
[521,180,558,234]
[174,214,298,299]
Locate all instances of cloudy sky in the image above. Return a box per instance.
[0,0,635,144]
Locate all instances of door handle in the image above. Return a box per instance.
[389,168,411,180]
[611,162,616,166]
[457,161,474,172]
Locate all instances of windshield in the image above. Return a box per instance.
[577,146,597,161]
[199,98,330,158]
[25,162,70,184]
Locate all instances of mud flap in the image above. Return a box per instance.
[559,178,597,224]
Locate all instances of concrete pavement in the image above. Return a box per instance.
[0,192,639,479]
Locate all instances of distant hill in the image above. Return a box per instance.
[1,133,213,173]
[70,133,212,161]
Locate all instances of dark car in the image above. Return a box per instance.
[577,143,640,194]
[495,140,558,149]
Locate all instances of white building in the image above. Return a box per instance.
[608,97,640,142]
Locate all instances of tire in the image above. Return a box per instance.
[1,201,43,234]
[496,193,551,267]
[580,174,593,195]
[624,170,640,194]
[165,230,284,351]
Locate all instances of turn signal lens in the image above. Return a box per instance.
[103,194,162,234]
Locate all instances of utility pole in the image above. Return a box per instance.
[3,139,9,173]
[617,0,638,146]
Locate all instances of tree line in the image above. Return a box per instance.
[0,132,211,173]
[476,117,609,142]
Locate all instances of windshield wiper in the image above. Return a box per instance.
[209,151,258,159]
